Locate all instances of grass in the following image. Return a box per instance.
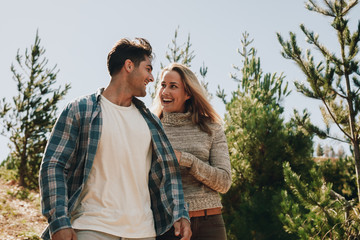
[0,167,47,239]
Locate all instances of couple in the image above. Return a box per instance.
[39,38,232,240]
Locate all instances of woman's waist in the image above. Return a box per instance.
[185,193,222,211]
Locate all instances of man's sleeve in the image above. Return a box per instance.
[39,102,80,236]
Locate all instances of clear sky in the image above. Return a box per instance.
[0,0,358,161]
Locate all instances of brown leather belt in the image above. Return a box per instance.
[189,207,222,218]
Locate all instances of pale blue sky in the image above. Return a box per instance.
[0,0,358,161]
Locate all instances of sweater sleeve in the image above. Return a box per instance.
[179,124,232,194]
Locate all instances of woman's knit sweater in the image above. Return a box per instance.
[161,112,232,211]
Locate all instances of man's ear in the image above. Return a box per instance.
[124,59,134,73]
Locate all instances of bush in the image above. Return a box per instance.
[317,156,357,200]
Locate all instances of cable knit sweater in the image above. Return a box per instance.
[161,112,232,211]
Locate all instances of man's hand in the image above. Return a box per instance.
[173,218,192,240]
[52,228,77,240]
[174,150,182,164]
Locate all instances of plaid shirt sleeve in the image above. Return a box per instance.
[152,113,190,224]
[39,101,80,237]
[133,99,189,235]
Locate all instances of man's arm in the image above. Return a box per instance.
[139,107,191,236]
[39,103,80,237]
[155,115,191,237]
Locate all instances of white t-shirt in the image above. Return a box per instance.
[71,96,155,238]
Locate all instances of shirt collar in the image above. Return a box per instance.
[95,87,146,110]
[95,88,104,102]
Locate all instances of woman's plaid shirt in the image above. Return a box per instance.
[39,88,189,239]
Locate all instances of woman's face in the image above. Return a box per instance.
[159,70,190,113]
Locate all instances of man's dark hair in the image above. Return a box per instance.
[107,38,153,76]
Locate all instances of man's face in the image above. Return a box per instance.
[127,56,154,97]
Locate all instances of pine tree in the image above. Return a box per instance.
[316,143,324,156]
[277,0,360,201]
[0,31,70,189]
[319,155,357,199]
[163,26,195,68]
[218,32,314,240]
[149,27,211,99]
[280,162,360,239]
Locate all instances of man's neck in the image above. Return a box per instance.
[102,81,133,107]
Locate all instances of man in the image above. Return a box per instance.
[39,38,191,240]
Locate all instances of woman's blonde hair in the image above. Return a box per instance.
[152,63,222,134]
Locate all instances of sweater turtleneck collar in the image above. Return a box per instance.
[162,111,192,126]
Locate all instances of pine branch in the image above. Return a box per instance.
[342,0,359,15]
[321,96,352,139]
[306,0,336,17]
[301,24,343,66]
[321,222,343,240]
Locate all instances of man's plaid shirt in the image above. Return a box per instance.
[39,88,189,239]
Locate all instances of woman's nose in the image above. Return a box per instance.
[161,86,169,95]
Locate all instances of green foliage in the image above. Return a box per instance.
[18,232,41,240]
[280,162,360,239]
[316,143,324,156]
[225,95,285,188]
[0,165,17,182]
[163,26,195,68]
[0,31,70,189]
[318,156,357,200]
[7,188,33,201]
[277,0,360,201]
[220,32,314,239]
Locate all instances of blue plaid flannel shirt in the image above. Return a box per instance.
[39,88,189,239]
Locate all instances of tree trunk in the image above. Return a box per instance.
[18,132,28,188]
[18,155,27,188]
[353,140,360,203]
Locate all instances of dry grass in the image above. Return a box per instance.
[0,178,47,240]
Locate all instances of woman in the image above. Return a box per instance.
[152,63,232,240]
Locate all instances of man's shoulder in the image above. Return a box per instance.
[58,91,99,121]
[67,92,98,108]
